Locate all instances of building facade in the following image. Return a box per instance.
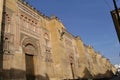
[0,0,116,80]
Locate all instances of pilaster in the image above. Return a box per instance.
[0,0,3,41]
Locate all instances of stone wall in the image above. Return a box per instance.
[0,0,117,80]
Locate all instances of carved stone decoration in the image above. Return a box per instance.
[22,37,38,56]
[3,33,14,54]
[3,37,9,54]
[45,52,52,62]
[43,33,52,62]
[24,44,36,55]
[3,7,14,34]
[17,1,40,20]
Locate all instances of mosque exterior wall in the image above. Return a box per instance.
[0,0,116,80]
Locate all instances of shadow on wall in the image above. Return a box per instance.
[93,70,114,79]
[0,0,6,79]
[0,55,3,80]
[75,68,114,80]
[0,69,50,80]
[64,67,115,80]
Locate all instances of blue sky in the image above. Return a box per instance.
[25,0,120,65]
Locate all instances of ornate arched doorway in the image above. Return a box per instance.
[22,38,38,80]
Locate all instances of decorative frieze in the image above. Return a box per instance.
[17,1,40,20]
[19,14,40,37]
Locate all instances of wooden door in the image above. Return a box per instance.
[25,54,35,80]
